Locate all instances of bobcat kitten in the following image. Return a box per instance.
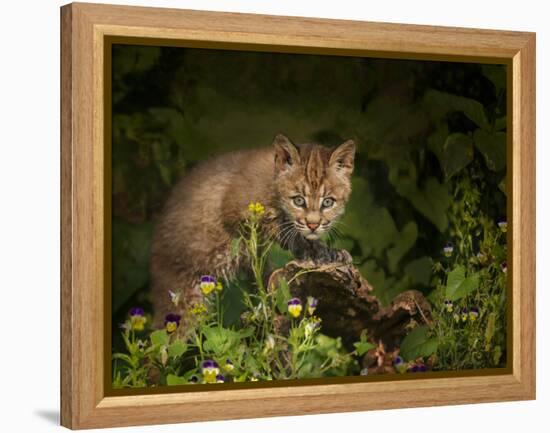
[150,134,355,326]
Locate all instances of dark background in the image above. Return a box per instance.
[111,45,507,336]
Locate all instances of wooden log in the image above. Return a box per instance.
[268,259,432,352]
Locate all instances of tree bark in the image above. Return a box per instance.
[268,259,432,352]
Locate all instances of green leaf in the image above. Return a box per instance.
[202,326,252,354]
[493,345,502,365]
[399,325,438,361]
[359,260,395,305]
[498,176,507,196]
[388,163,451,231]
[404,256,433,286]
[424,89,491,131]
[387,222,418,272]
[396,176,450,232]
[445,266,480,301]
[150,330,169,347]
[441,133,474,179]
[353,341,376,356]
[168,340,187,358]
[156,161,172,186]
[450,274,480,301]
[111,220,153,313]
[445,265,465,299]
[296,363,314,379]
[275,278,291,315]
[473,129,506,172]
[112,45,161,77]
[494,116,507,131]
[427,123,449,163]
[266,243,294,269]
[220,274,249,327]
[482,64,507,93]
[429,129,473,179]
[353,330,376,356]
[485,312,496,347]
[339,177,395,256]
[166,374,187,386]
[112,353,136,367]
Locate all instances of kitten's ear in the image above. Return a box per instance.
[329,139,356,176]
[273,133,300,172]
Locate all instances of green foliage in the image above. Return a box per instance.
[112,207,360,387]
[150,329,168,346]
[427,174,508,370]
[353,331,377,356]
[112,220,152,313]
[399,325,438,361]
[444,265,480,301]
[440,133,474,180]
[474,129,507,171]
[395,172,507,371]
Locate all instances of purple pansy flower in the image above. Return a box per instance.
[287,298,303,318]
[129,307,144,317]
[215,374,225,383]
[200,275,217,295]
[164,313,182,333]
[128,307,146,330]
[307,296,318,315]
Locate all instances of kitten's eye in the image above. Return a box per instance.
[292,196,306,207]
[322,197,335,208]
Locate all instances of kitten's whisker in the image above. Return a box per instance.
[265,221,294,242]
[331,220,350,232]
[289,230,299,255]
[278,225,296,248]
[328,230,339,247]
[331,226,344,239]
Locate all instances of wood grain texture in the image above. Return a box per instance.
[60,4,73,429]
[60,2,536,429]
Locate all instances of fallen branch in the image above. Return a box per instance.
[268,259,432,352]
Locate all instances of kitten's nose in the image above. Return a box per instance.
[306,222,320,231]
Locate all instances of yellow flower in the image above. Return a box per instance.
[200,275,216,295]
[130,316,146,331]
[164,313,181,333]
[201,360,220,384]
[224,358,234,372]
[129,307,147,331]
[191,303,207,316]
[287,298,302,318]
[248,202,265,216]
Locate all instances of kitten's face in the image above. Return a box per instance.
[273,134,355,242]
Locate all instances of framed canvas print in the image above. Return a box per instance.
[60,2,536,429]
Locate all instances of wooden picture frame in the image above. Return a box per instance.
[60,2,536,429]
